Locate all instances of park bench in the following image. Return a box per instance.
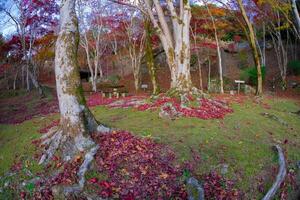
[98,84,128,98]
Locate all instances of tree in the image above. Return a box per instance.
[236,0,263,95]
[203,1,224,94]
[112,0,194,92]
[141,0,193,92]
[124,13,146,91]
[144,17,160,95]
[78,0,108,92]
[251,0,297,89]
[39,1,110,186]
[0,0,58,94]
[291,0,300,34]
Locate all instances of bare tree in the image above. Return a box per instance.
[236,0,263,95]
[125,13,146,91]
[78,0,108,92]
[203,1,224,94]
[291,0,300,34]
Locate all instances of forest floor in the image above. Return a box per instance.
[0,88,300,199]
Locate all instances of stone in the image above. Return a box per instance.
[159,103,181,120]
[297,161,300,169]
[244,84,256,95]
[186,177,205,200]
[221,164,229,175]
[52,185,65,200]
[261,113,288,127]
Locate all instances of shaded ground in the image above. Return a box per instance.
[0,89,300,199]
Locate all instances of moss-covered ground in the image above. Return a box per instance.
[0,90,299,199]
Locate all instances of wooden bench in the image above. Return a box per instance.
[99,85,128,98]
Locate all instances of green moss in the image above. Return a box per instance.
[0,95,299,198]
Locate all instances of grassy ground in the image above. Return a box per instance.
[0,91,299,199]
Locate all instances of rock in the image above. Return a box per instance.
[186,177,205,200]
[292,110,300,116]
[159,103,181,120]
[297,161,300,169]
[221,164,229,175]
[4,181,9,187]
[261,112,288,127]
[52,185,65,200]
[244,84,256,95]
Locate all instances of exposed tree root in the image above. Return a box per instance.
[166,87,208,99]
[262,145,287,200]
[38,123,111,197]
[52,145,100,197]
[39,129,63,165]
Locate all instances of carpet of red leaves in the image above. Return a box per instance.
[90,131,187,199]
[137,96,233,119]
[20,130,244,199]
[87,93,233,120]
[32,156,81,199]
[203,171,241,199]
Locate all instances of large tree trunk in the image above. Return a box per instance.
[144,0,193,93]
[145,18,160,95]
[40,0,105,165]
[237,0,263,95]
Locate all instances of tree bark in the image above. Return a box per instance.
[145,18,160,95]
[40,0,102,164]
[237,0,263,95]
[144,0,193,93]
[126,16,145,92]
[291,0,300,34]
[204,2,224,94]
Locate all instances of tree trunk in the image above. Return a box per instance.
[28,69,44,96]
[205,2,224,93]
[208,58,211,92]
[13,71,18,90]
[145,18,160,95]
[237,0,263,95]
[144,0,193,93]
[40,0,103,164]
[197,56,203,91]
[26,65,30,91]
[292,0,300,33]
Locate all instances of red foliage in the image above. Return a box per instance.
[137,96,233,120]
[86,93,115,107]
[91,131,187,199]
[32,157,82,199]
[203,171,241,200]
[10,161,23,172]
[38,120,60,134]
[86,93,232,120]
